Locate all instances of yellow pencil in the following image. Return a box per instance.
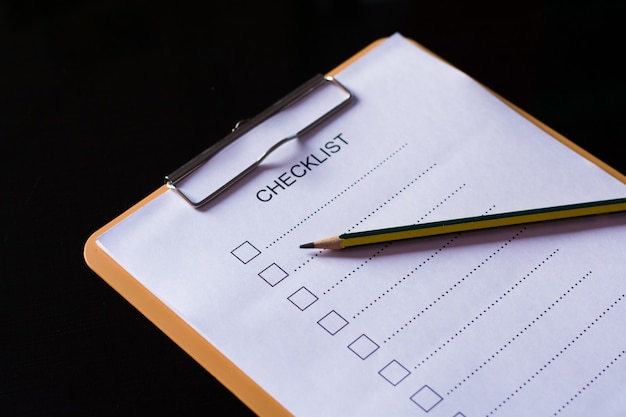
[299,197,626,250]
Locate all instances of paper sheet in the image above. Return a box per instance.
[97,34,626,416]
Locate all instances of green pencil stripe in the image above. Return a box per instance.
[339,198,626,247]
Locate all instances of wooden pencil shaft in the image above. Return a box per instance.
[303,198,626,249]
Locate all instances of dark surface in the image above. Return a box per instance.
[3,1,624,415]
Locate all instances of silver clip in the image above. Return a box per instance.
[165,74,353,208]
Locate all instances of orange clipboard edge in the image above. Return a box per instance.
[497,97,626,184]
[84,185,291,417]
[84,35,626,417]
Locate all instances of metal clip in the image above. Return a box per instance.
[165,74,353,208]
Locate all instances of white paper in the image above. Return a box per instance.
[97,34,626,416]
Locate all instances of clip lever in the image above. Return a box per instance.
[165,74,353,208]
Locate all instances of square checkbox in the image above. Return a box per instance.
[347,334,379,360]
[231,241,260,264]
[259,263,288,287]
[317,310,348,335]
[288,287,318,311]
[410,385,443,412]
[379,360,410,386]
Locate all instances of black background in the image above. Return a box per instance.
[3,1,624,416]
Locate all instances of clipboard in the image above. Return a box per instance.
[84,35,626,416]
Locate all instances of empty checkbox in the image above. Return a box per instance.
[379,360,410,386]
[288,287,318,311]
[348,334,379,360]
[231,241,261,264]
[317,310,348,335]
[410,385,443,412]
[259,263,288,286]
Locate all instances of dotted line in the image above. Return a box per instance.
[407,183,472,226]
[553,349,626,415]
[268,143,411,249]
[350,234,460,319]
[293,249,325,272]
[416,249,559,367]
[448,269,591,396]
[320,182,465,294]
[345,165,444,233]
[379,228,526,339]
[321,244,390,295]
[486,293,624,416]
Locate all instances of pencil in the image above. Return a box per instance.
[299,197,626,249]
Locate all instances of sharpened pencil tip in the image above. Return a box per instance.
[299,242,315,248]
